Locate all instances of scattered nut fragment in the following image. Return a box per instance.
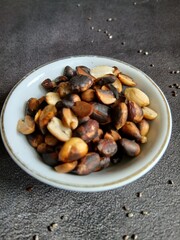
[118,73,136,86]
[55,161,78,173]
[59,137,88,162]
[17,115,35,135]
[90,65,114,78]
[124,88,150,107]
[48,222,59,231]
[47,117,72,142]
[45,92,61,105]
[62,108,78,129]
[142,106,158,120]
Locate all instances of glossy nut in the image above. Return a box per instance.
[57,82,71,98]
[121,121,142,142]
[59,137,88,162]
[55,161,78,173]
[69,75,93,92]
[127,101,143,123]
[137,119,150,136]
[73,119,99,143]
[95,89,116,105]
[72,101,93,118]
[63,66,76,79]
[76,66,95,81]
[97,139,117,157]
[81,89,96,102]
[26,98,40,115]
[91,102,111,124]
[76,152,100,175]
[112,102,128,130]
[17,115,35,135]
[119,138,140,157]
[96,74,117,86]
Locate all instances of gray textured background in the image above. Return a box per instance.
[0,0,180,239]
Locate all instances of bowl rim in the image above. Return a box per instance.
[0,55,172,191]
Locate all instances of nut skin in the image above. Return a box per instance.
[73,119,99,143]
[76,152,101,175]
[112,102,128,130]
[137,119,150,136]
[91,102,111,125]
[55,161,78,173]
[97,139,118,157]
[121,121,142,142]
[69,75,93,92]
[127,101,143,123]
[63,66,76,79]
[119,138,140,157]
[59,137,88,162]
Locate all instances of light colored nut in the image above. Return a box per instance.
[34,109,42,124]
[137,119,150,136]
[17,115,35,135]
[118,73,136,86]
[95,89,116,105]
[62,108,78,129]
[113,66,121,76]
[124,87,150,107]
[112,78,122,93]
[55,161,78,173]
[47,117,72,142]
[142,107,158,120]
[90,65,114,78]
[45,92,61,105]
[59,137,88,162]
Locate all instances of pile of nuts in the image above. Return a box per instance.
[17,65,157,175]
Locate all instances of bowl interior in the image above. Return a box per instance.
[1,56,172,191]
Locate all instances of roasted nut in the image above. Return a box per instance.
[63,66,76,79]
[41,78,56,91]
[81,89,96,102]
[62,108,78,129]
[137,119,150,136]
[47,117,72,142]
[59,137,88,162]
[108,84,119,99]
[92,128,104,143]
[109,130,121,141]
[41,152,59,166]
[127,101,143,123]
[142,107,158,120]
[91,102,111,124]
[96,74,117,86]
[45,92,61,105]
[78,116,90,125]
[104,132,114,140]
[97,139,117,157]
[73,119,99,143]
[72,101,93,118]
[124,88,150,107]
[76,66,95,81]
[26,98,40,116]
[121,121,142,142]
[118,73,136,86]
[17,115,35,135]
[27,133,44,147]
[57,82,71,98]
[140,136,147,143]
[113,66,121,76]
[112,78,122,93]
[76,152,100,175]
[95,89,116,105]
[45,133,59,146]
[69,75,93,92]
[37,143,54,153]
[55,161,78,173]
[112,102,128,130]
[99,157,111,169]
[119,138,140,157]
[39,104,57,134]
[55,93,81,110]
[34,109,42,124]
[55,75,68,84]
[90,65,114,78]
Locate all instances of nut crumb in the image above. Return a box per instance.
[48,222,58,231]
[33,235,39,240]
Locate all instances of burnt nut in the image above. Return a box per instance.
[63,66,76,79]
[97,139,117,157]
[91,102,111,124]
[37,143,54,153]
[112,102,128,130]
[69,75,93,92]
[55,161,78,173]
[119,138,140,157]
[76,66,95,81]
[72,101,93,118]
[27,132,44,148]
[41,152,59,167]
[73,119,99,143]
[76,152,101,175]
[121,121,142,142]
[26,98,40,116]
[127,101,143,123]
[17,115,35,135]
[57,82,71,98]
[96,74,117,86]
[59,137,88,162]
[41,78,56,91]
[95,89,116,105]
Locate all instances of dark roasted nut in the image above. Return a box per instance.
[63,66,76,79]
[55,93,81,110]
[41,152,59,166]
[121,121,142,142]
[96,74,117,86]
[108,84,119,99]
[73,119,99,143]
[62,108,78,129]
[59,137,88,162]
[39,104,57,134]
[78,116,90,125]
[97,139,117,157]
[55,161,78,173]
[57,82,71,98]
[17,115,35,135]
[38,96,47,110]
[99,157,111,169]
[76,152,100,175]
[92,128,104,143]
[118,73,136,86]
[95,89,116,105]
[137,119,150,136]
[81,89,96,102]
[45,134,59,146]
[112,102,128,130]
[69,75,93,92]
[27,133,44,148]
[72,101,93,118]
[91,102,111,124]
[76,66,95,81]
[41,79,56,91]
[127,101,143,123]
[37,143,54,153]
[26,98,40,116]
[112,78,122,93]
[55,75,68,84]
[119,138,140,157]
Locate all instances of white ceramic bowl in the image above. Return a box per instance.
[0,56,172,192]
